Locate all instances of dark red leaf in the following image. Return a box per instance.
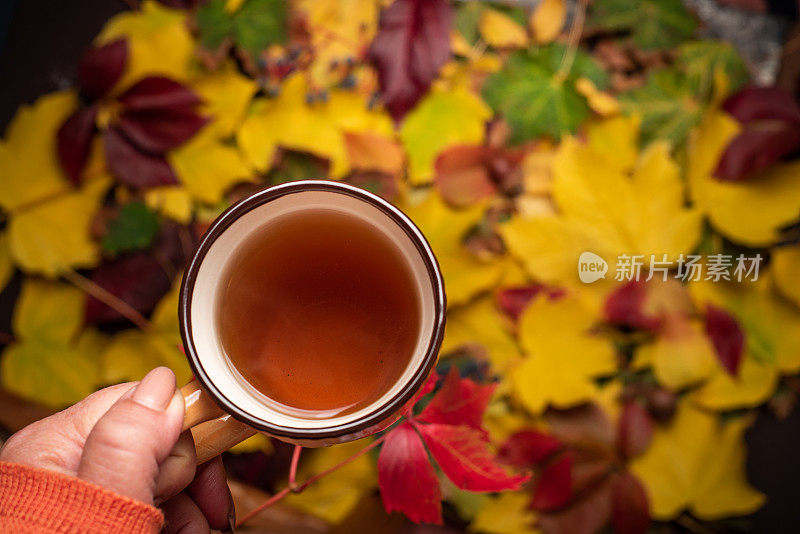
[604,281,660,331]
[723,86,800,124]
[417,367,496,429]
[78,39,128,100]
[498,430,562,467]
[118,107,209,153]
[537,474,613,534]
[611,472,650,534]
[104,127,179,188]
[496,285,564,321]
[416,422,529,492]
[57,105,99,185]
[531,452,573,511]
[85,223,189,324]
[546,404,616,454]
[369,0,452,122]
[117,76,203,111]
[715,86,800,181]
[378,422,442,524]
[704,303,745,376]
[618,401,654,460]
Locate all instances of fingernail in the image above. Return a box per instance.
[131,367,176,411]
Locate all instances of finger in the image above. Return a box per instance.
[154,432,197,505]
[187,455,234,531]
[0,382,136,475]
[161,492,210,534]
[78,367,185,504]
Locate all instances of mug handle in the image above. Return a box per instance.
[180,380,258,464]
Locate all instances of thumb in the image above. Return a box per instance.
[78,367,185,504]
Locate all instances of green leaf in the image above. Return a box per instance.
[102,201,160,255]
[590,0,697,51]
[196,0,286,61]
[482,44,608,142]
[619,69,703,146]
[677,41,749,97]
[455,2,483,44]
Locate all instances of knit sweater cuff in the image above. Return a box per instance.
[0,461,163,534]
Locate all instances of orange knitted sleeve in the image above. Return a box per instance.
[0,462,164,534]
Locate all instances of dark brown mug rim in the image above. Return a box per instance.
[179,180,446,440]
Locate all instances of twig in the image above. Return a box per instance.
[63,270,153,332]
[555,0,589,82]
[288,445,302,488]
[236,433,389,527]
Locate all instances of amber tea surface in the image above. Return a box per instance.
[218,209,421,418]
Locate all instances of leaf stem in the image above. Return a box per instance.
[236,432,390,527]
[288,445,302,488]
[555,0,589,82]
[63,269,153,332]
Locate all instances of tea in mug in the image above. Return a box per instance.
[217,209,421,418]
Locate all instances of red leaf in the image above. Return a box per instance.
[378,423,442,524]
[369,0,452,122]
[611,472,650,534]
[496,285,564,321]
[704,303,745,376]
[531,452,573,511]
[85,223,189,324]
[416,422,529,492]
[78,39,128,100]
[433,146,496,207]
[498,430,562,467]
[537,473,613,534]
[118,107,209,153]
[715,86,800,181]
[618,401,653,460]
[117,76,203,111]
[57,105,98,185]
[723,86,800,124]
[417,367,496,429]
[104,127,179,188]
[604,281,660,331]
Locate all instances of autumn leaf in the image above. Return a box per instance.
[1,279,105,407]
[772,245,800,308]
[378,422,442,524]
[470,492,539,534]
[418,367,497,429]
[611,471,650,534]
[369,0,453,122]
[703,303,745,376]
[501,116,702,289]
[498,430,561,468]
[483,44,608,142]
[237,73,393,178]
[402,191,504,307]
[145,186,193,224]
[285,438,377,524]
[688,110,800,246]
[479,9,528,49]
[96,0,194,89]
[530,452,572,511]
[630,401,765,520]
[400,86,491,185]
[589,0,697,51]
[188,63,258,140]
[511,293,617,413]
[529,0,566,45]
[617,401,654,460]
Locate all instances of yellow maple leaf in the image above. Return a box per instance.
[441,296,522,372]
[189,63,258,139]
[298,0,378,87]
[400,86,491,185]
[169,129,254,204]
[402,192,505,307]
[96,0,193,91]
[0,279,106,407]
[529,0,566,44]
[772,245,800,308]
[284,438,377,524]
[512,293,617,413]
[145,186,194,224]
[479,10,529,49]
[237,73,392,177]
[576,77,620,117]
[502,117,702,289]
[691,355,778,411]
[470,492,539,534]
[630,402,765,520]
[688,110,800,246]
